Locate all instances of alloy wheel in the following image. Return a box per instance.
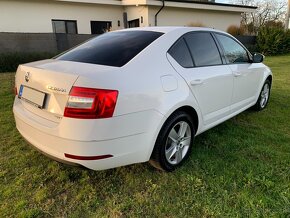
[260,83,270,108]
[165,121,192,165]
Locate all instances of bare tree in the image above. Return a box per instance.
[231,0,287,33]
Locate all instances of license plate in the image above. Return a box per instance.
[19,85,46,109]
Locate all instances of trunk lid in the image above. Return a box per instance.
[15,59,120,123]
[15,59,79,123]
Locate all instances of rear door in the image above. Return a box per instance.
[214,33,264,112]
[167,32,234,126]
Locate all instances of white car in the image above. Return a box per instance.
[13,27,272,171]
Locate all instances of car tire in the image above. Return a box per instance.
[254,79,271,111]
[149,111,195,172]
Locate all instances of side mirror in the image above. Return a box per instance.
[252,53,264,63]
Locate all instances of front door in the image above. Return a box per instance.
[214,33,263,112]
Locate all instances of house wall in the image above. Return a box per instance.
[125,6,149,27]
[0,0,124,34]
[0,0,248,54]
[148,6,242,31]
[0,0,244,34]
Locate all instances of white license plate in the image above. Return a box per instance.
[19,85,46,109]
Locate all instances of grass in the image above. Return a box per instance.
[0,55,290,217]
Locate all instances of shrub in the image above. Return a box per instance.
[227,25,245,36]
[0,52,56,73]
[187,22,205,27]
[257,27,290,55]
[264,20,284,29]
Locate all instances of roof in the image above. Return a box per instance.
[140,0,257,13]
[119,26,226,34]
[164,0,257,10]
[56,1,257,13]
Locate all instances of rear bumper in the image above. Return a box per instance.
[13,99,164,170]
[23,138,81,167]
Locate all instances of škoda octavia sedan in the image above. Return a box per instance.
[13,27,272,171]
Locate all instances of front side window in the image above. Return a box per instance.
[52,20,77,34]
[184,32,222,67]
[168,38,194,68]
[56,31,164,67]
[215,34,249,64]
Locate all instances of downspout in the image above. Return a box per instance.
[155,0,165,26]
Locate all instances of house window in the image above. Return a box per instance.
[128,19,140,28]
[91,21,112,34]
[52,20,78,34]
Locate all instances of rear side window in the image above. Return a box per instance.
[184,32,222,67]
[168,38,194,68]
[215,33,249,64]
[56,31,164,67]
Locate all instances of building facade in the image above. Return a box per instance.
[0,0,256,33]
[0,0,256,54]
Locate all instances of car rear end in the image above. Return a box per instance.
[13,30,167,170]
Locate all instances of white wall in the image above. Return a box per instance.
[125,5,149,27]
[0,0,124,33]
[0,0,243,33]
[149,6,242,31]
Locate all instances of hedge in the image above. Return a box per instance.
[257,28,290,55]
[0,52,56,73]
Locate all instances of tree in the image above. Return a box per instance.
[231,0,288,34]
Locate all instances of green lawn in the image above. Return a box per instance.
[0,55,290,217]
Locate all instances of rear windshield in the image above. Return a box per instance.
[56,31,164,67]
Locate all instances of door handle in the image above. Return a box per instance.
[233,71,242,77]
[190,79,204,85]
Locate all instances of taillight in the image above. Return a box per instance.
[64,86,118,119]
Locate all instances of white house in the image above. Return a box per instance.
[0,0,256,34]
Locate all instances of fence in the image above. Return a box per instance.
[0,33,95,54]
[235,35,257,52]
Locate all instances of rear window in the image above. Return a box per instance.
[168,38,194,68]
[184,32,222,67]
[56,31,164,67]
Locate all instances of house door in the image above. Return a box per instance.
[128,19,140,28]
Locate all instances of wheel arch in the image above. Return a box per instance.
[147,104,200,161]
[266,75,273,86]
[170,105,199,134]
[148,105,200,170]
[254,68,273,103]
